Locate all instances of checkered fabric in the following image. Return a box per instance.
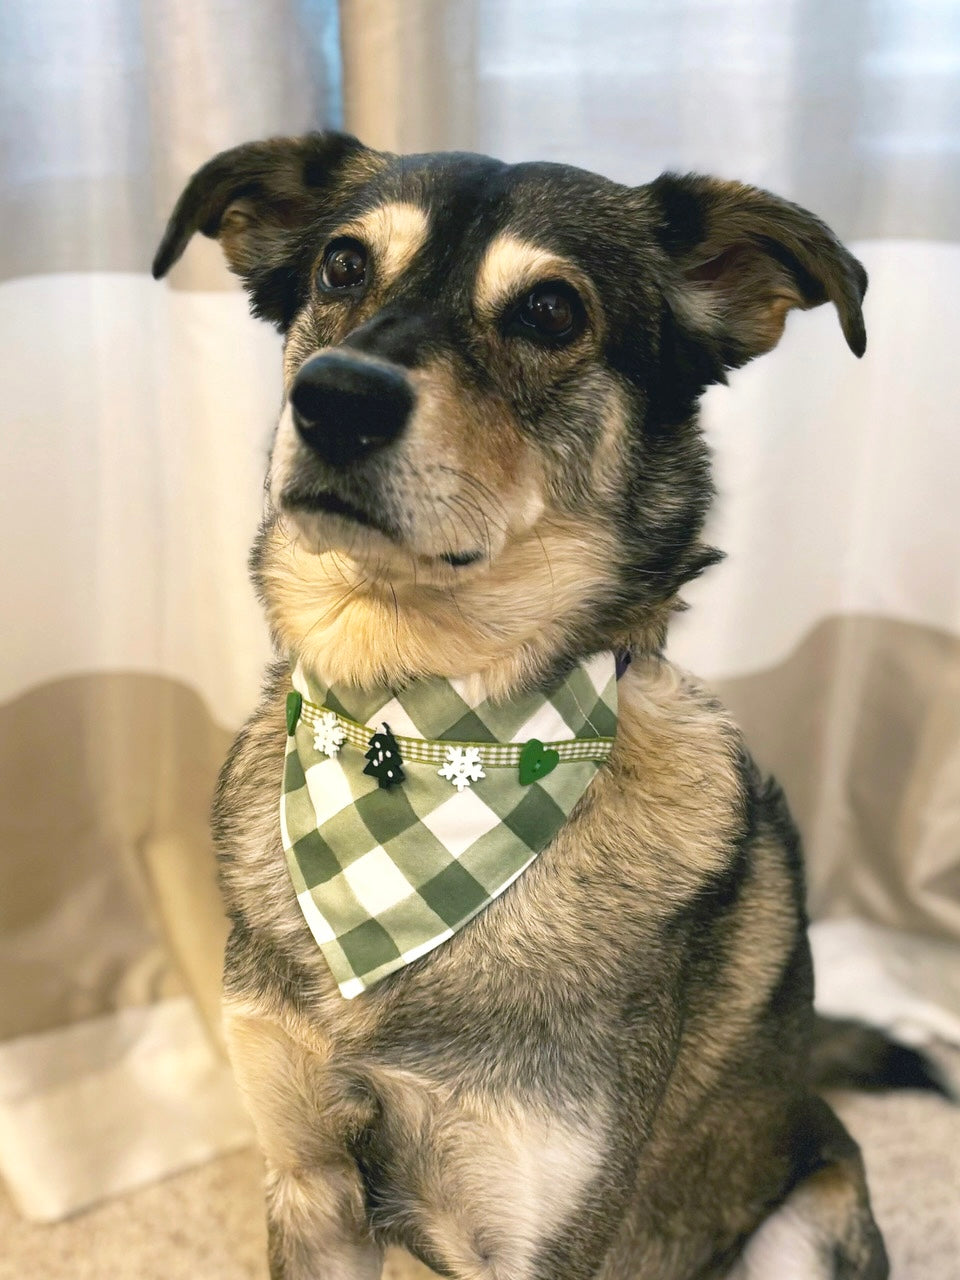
[280,651,618,998]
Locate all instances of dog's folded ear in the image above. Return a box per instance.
[151,131,375,326]
[649,173,867,368]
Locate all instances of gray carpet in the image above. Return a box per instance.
[2,1058,958,1279]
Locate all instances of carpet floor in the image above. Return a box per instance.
[2,1057,958,1279]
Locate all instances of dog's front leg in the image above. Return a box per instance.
[225,1008,382,1280]
[263,1162,381,1280]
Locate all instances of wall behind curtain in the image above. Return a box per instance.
[341,0,960,950]
[0,0,340,1220]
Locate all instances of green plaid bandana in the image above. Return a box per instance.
[280,652,618,998]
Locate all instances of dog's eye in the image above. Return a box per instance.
[509,282,584,344]
[320,239,367,291]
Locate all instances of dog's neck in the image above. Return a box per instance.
[257,516,671,700]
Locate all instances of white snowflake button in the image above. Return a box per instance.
[438,745,486,792]
[313,710,347,758]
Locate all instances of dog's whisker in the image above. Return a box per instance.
[388,581,402,652]
[532,523,556,602]
[299,569,371,644]
[437,493,491,559]
[435,465,512,532]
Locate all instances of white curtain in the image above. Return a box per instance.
[3,0,959,1222]
[0,0,340,1220]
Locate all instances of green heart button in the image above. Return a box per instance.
[285,690,303,736]
[518,738,560,786]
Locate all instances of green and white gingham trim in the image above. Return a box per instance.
[298,699,615,767]
[281,651,618,999]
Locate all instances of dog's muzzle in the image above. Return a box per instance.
[290,353,414,468]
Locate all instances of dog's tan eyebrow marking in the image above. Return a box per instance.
[473,233,579,319]
[337,201,430,288]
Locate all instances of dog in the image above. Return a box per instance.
[153,132,925,1279]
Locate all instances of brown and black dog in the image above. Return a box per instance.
[154,133,924,1279]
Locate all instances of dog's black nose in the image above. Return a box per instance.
[290,353,413,467]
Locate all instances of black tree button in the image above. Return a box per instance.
[363,724,405,789]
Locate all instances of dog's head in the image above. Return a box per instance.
[154,132,865,690]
